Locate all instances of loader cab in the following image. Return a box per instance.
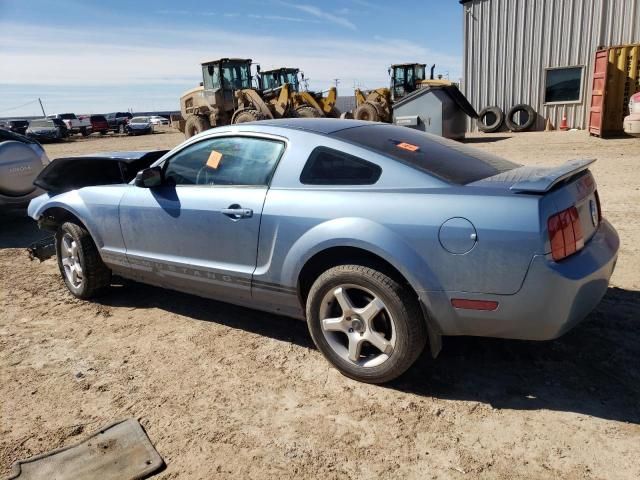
[389,63,426,101]
[260,68,301,92]
[201,58,253,92]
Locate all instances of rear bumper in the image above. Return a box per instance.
[421,219,619,340]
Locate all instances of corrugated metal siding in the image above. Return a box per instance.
[462,0,640,131]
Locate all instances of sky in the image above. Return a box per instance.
[0,0,463,117]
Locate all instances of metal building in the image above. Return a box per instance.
[461,0,640,131]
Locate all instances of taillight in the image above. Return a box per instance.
[548,206,584,261]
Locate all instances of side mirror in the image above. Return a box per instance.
[134,166,163,188]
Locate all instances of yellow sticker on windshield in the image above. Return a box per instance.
[396,142,420,152]
[206,150,223,169]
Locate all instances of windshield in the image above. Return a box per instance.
[262,70,299,91]
[221,62,252,90]
[333,124,519,184]
[262,72,278,90]
[130,117,149,123]
[59,113,77,120]
[30,119,53,128]
[415,65,426,80]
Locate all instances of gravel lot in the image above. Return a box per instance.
[1,128,639,479]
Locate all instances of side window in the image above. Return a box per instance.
[164,136,285,186]
[300,147,382,185]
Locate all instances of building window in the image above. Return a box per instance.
[544,67,583,103]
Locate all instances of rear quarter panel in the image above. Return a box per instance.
[252,128,544,314]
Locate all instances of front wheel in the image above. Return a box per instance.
[55,222,112,299]
[306,265,427,383]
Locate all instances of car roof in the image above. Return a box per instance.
[245,118,372,135]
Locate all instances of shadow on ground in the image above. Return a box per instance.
[462,135,512,143]
[0,214,47,249]
[98,280,640,425]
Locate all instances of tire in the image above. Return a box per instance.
[232,109,262,124]
[294,106,323,118]
[477,106,504,133]
[184,114,211,138]
[306,265,427,384]
[326,107,341,118]
[354,102,380,122]
[100,130,107,135]
[55,222,111,299]
[80,127,89,136]
[505,104,536,132]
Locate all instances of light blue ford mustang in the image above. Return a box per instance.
[28,119,619,383]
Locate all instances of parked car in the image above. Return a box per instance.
[28,119,619,383]
[624,91,640,137]
[89,115,110,135]
[126,116,154,135]
[47,113,91,136]
[148,115,169,126]
[1,119,30,135]
[26,118,69,142]
[105,112,133,133]
[0,129,50,211]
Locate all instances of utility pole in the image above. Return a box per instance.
[38,98,46,117]
[333,78,340,90]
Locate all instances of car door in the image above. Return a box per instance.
[119,134,286,302]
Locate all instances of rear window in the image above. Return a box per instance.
[90,115,106,122]
[59,113,77,120]
[333,124,519,184]
[300,147,382,185]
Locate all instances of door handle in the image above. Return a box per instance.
[221,205,253,219]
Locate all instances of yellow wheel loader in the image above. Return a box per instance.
[179,58,295,138]
[353,63,456,122]
[259,67,340,118]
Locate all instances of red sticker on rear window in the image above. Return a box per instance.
[396,142,420,152]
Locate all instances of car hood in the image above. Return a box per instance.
[33,150,168,193]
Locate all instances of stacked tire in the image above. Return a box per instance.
[477,104,536,132]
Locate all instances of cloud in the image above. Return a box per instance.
[284,3,357,30]
[0,21,462,114]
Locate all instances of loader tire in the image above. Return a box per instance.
[505,104,536,132]
[294,106,323,118]
[232,109,263,124]
[477,106,504,133]
[354,102,380,122]
[185,115,211,138]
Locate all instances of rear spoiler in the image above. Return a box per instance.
[510,159,596,193]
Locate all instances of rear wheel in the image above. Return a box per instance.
[354,102,380,122]
[294,106,322,118]
[306,265,427,383]
[55,222,111,299]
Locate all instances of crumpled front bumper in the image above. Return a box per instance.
[421,219,620,340]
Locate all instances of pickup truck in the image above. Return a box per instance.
[47,113,92,136]
[105,112,133,133]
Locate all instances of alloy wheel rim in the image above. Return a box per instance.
[319,284,396,368]
[60,233,83,288]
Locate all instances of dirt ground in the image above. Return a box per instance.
[1,128,639,479]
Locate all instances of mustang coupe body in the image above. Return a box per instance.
[28,119,619,383]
